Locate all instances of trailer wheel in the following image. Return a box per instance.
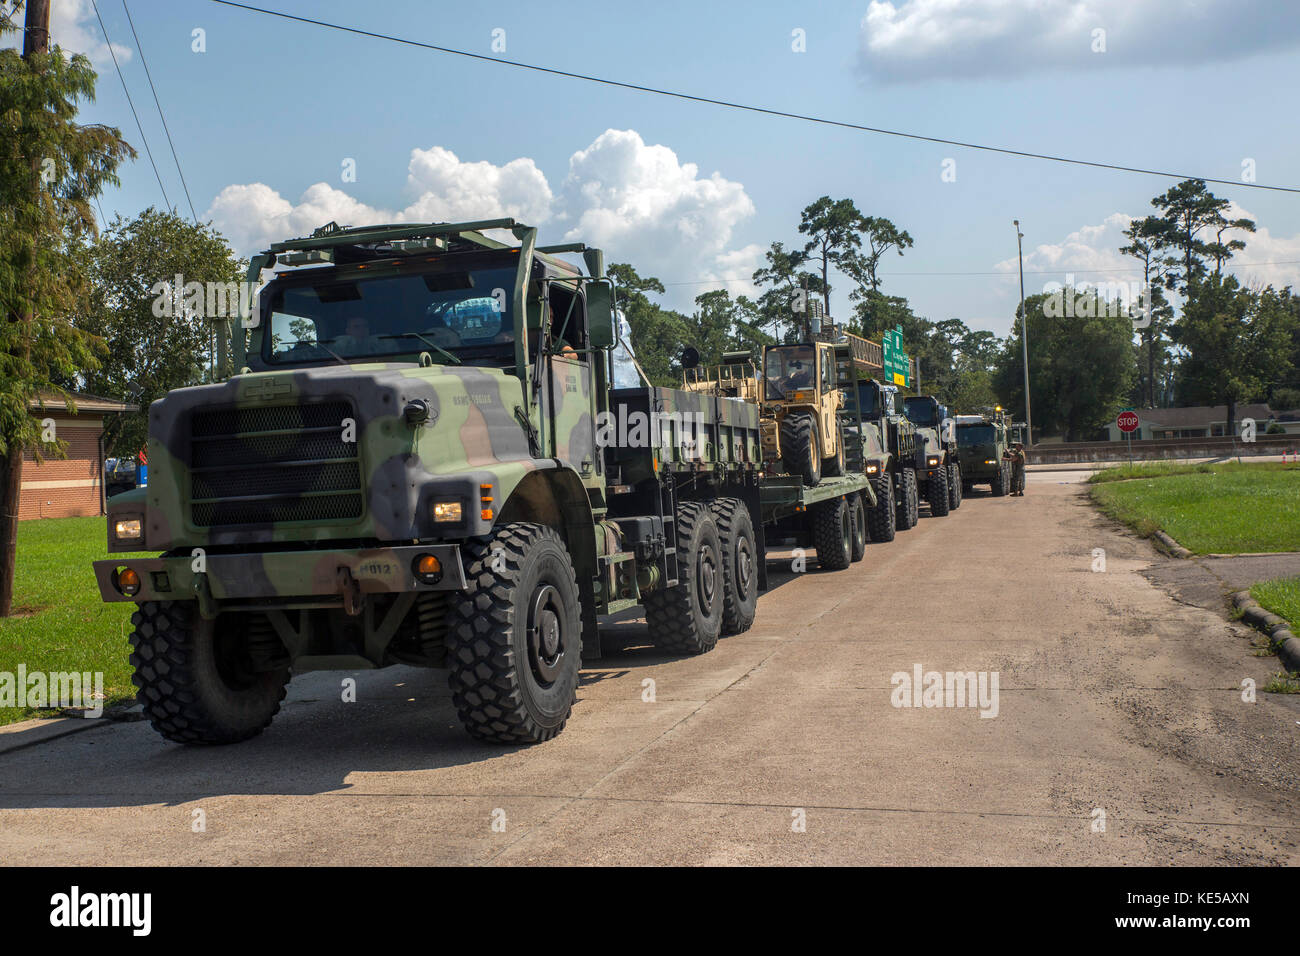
[780,413,821,487]
[849,494,867,563]
[645,501,723,655]
[710,498,758,636]
[867,474,896,542]
[992,461,1008,496]
[948,462,962,510]
[130,601,289,745]
[814,496,852,571]
[927,458,951,516]
[897,468,920,530]
[823,422,846,477]
[446,522,582,744]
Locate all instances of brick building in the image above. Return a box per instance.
[19,392,138,520]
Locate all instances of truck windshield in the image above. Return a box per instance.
[764,346,815,400]
[855,382,877,416]
[262,266,516,365]
[903,397,938,426]
[958,425,995,444]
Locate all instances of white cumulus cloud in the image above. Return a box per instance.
[992,206,1300,302]
[205,130,759,306]
[859,0,1300,82]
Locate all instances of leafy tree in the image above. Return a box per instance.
[0,3,133,616]
[607,262,688,386]
[841,216,913,296]
[1119,215,1177,408]
[682,289,771,368]
[797,196,864,319]
[76,208,246,455]
[750,240,821,341]
[944,358,1000,413]
[1149,179,1252,293]
[994,292,1136,441]
[1171,276,1295,436]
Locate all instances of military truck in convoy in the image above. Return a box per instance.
[954,409,1013,496]
[847,377,920,542]
[902,394,961,517]
[94,219,872,748]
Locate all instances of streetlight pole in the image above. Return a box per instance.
[1014,220,1032,446]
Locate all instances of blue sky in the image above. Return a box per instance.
[27,0,1300,336]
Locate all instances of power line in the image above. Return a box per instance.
[91,0,171,211]
[654,258,1300,287]
[121,0,197,221]
[208,0,1300,195]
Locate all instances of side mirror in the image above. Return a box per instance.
[587,281,615,348]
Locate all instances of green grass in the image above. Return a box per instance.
[0,516,135,724]
[1088,460,1300,484]
[1251,577,1300,629]
[1089,463,1300,554]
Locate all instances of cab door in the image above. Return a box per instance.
[817,344,840,457]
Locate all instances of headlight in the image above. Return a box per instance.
[984,459,996,465]
[865,464,879,474]
[114,517,143,540]
[432,500,463,522]
[927,457,940,466]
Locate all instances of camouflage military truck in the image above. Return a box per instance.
[94,219,870,748]
[902,395,961,517]
[954,409,1013,496]
[847,378,920,542]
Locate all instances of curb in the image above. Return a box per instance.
[1153,530,1192,559]
[1232,590,1300,674]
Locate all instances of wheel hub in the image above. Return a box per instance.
[698,546,718,611]
[527,583,566,684]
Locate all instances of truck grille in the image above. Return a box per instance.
[188,401,363,527]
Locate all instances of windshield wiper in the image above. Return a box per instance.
[295,338,348,365]
[376,332,462,365]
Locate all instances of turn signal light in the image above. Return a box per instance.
[412,554,443,584]
[115,567,141,597]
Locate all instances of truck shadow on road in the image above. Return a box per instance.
[0,572,807,812]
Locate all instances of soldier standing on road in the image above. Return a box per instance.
[1009,442,1026,496]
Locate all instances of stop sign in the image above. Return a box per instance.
[1117,410,1139,433]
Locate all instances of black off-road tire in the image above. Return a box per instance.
[645,501,723,655]
[823,422,846,478]
[447,522,582,744]
[781,413,821,487]
[897,468,920,530]
[813,496,852,571]
[867,473,896,543]
[948,462,962,509]
[849,494,867,563]
[927,459,951,516]
[992,461,1008,496]
[710,498,758,636]
[129,601,289,745]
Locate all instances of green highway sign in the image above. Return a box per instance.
[882,325,910,388]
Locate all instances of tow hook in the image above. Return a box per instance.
[192,571,217,620]
[338,566,362,616]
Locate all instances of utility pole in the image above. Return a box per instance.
[1014,220,1032,446]
[23,0,50,56]
[2,0,52,616]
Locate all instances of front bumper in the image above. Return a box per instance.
[94,543,467,606]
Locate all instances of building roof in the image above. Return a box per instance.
[1138,404,1273,428]
[28,391,139,414]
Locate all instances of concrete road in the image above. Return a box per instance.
[1,472,1297,865]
